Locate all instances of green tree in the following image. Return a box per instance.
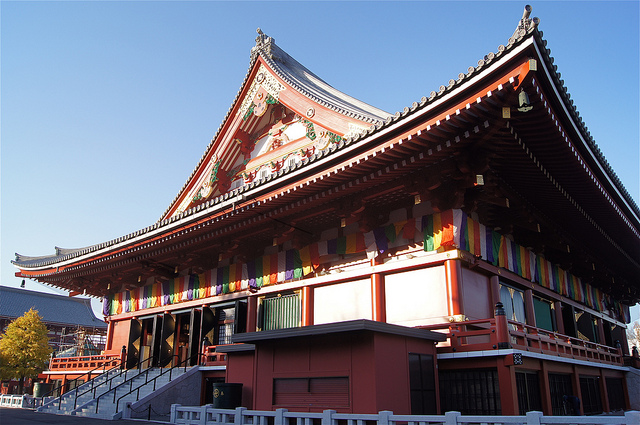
[0,308,51,393]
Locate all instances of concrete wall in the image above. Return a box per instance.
[123,367,202,421]
[626,367,640,411]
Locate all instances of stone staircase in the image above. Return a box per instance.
[38,365,194,420]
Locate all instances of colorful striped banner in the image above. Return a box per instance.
[102,208,628,323]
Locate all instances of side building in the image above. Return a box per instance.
[12,6,639,416]
[0,286,107,394]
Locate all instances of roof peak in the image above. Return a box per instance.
[251,27,280,63]
[510,5,539,43]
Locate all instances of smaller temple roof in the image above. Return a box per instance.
[231,319,447,344]
[0,286,106,329]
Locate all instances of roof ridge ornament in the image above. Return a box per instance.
[510,5,540,43]
[252,27,281,62]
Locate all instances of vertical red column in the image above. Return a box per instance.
[301,286,314,327]
[246,296,258,333]
[371,257,386,322]
[445,259,463,316]
[105,319,114,351]
[571,365,583,415]
[524,289,536,326]
[599,368,610,413]
[497,358,518,415]
[490,275,501,306]
[554,301,565,335]
[596,318,607,346]
[540,361,552,415]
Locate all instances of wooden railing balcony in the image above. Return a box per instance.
[418,318,624,366]
[201,345,229,366]
[48,354,121,371]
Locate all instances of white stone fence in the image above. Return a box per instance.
[0,394,39,409]
[170,406,640,425]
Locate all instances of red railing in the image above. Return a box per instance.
[49,354,121,371]
[418,318,624,366]
[201,345,229,366]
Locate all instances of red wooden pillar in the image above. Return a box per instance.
[554,301,565,334]
[61,375,68,395]
[571,365,583,415]
[524,289,536,326]
[371,257,386,322]
[301,286,314,326]
[246,296,258,333]
[105,319,114,351]
[596,318,607,346]
[490,275,501,306]
[540,361,552,415]
[599,369,610,412]
[444,259,463,316]
[497,358,518,415]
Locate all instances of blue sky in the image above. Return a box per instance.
[1,1,638,322]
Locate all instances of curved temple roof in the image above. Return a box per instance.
[160,29,392,221]
[12,6,640,305]
[0,286,106,328]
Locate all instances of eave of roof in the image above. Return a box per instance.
[12,16,542,272]
[231,319,447,344]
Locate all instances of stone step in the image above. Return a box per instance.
[42,366,194,419]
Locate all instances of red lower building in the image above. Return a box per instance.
[13,6,639,416]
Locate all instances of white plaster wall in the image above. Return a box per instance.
[314,279,372,325]
[385,266,448,327]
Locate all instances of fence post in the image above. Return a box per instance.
[625,411,640,425]
[525,411,543,425]
[322,409,337,425]
[444,411,460,425]
[275,408,288,425]
[170,404,179,423]
[198,404,210,425]
[378,410,393,425]
[234,406,247,425]
[122,402,132,419]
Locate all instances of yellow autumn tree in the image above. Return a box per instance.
[0,308,51,393]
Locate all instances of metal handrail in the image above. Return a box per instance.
[40,358,120,410]
[74,353,156,410]
[94,353,189,414]
[114,353,197,413]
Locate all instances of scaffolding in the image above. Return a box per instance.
[53,325,107,357]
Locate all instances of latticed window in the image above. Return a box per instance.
[409,353,437,414]
[516,371,542,414]
[606,377,625,411]
[258,292,301,331]
[549,373,574,415]
[439,368,501,415]
[216,307,235,345]
[580,375,603,415]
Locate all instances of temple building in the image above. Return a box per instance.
[13,6,639,418]
[0,286,107,394]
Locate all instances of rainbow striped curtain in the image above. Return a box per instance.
[102,209,630,323]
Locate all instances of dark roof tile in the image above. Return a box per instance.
[0,286,106,329]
